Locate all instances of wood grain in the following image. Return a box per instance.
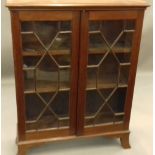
[19,11,73,21]
[123,10,145,128]
[17,130,130,151]
[69,11,80,135]
[77,10,89,135]
[89,10,138,20]
[84,123,126,135]
[11,11,26,141]
[6,0,149,8]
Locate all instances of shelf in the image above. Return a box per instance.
[89,46,131,54]
[25,90,70,131]
[22,46,130,57]
[23,49,71,56]
[26,115,69,131]
[24,79,127,94]
[86,80,128,90]
[24,79,70,94]
[86,70,128,90]
[85,87,126,126]
[86,83,127,91]
[85,113,124,127]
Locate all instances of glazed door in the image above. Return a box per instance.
[15,11,79,139]
[78,11,138,135]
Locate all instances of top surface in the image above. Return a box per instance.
[6,0,149,7]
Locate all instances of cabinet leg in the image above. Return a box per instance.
[17,146,27,155]
[120,134,131,149]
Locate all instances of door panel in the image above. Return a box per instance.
[86,20,135,127]
[78,11,137,135]
[19,11,79,136]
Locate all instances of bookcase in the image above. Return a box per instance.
[6,0,148,154]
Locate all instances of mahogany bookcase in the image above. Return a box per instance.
[6,0,148,154]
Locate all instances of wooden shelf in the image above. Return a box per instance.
[24,73,128,94]
[86,73,128,90]
[24,80,70,94]
[85,114,124,127]
[23,49,71,56]
[86,83,127,91]
[85,114,114,127]
[26,115,69,131]
[22,46,130,57]
[89,46,131,54]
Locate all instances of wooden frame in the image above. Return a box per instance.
[11,10,80,142]
[8,3,147,154]
[77,9,145,142]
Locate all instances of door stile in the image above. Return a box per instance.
[11,11,26,141]
[77,10,89,135]
[69,11,80,134]
[123,10,145,129]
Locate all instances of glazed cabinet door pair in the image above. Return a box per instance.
[12,10,143,140]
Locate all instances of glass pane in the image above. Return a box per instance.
[119,66,130,85]
[36,55,58,93]
[22,33,45,52]
[23,69,35,92]
[36,92,69,130]
[89,33,109,54]
[85,20,135,127]
[53,55,71,66]
[87,53,119,90]
[85,88,126,127]
[49,33,71,51]
[88,54,102,65]
[87,67,98,89]
[22,21,72,131]
[25,94,45,122]
[98,53,119,88]
[115,53,130,63]
[60,68,70,90]
[86,90,102,117]
[21,21,71,53]
[23,57,41,68]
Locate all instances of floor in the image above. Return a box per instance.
[1,71,153,155]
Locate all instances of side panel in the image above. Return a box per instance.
[11,11,26,141]
[124,11,144,128]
